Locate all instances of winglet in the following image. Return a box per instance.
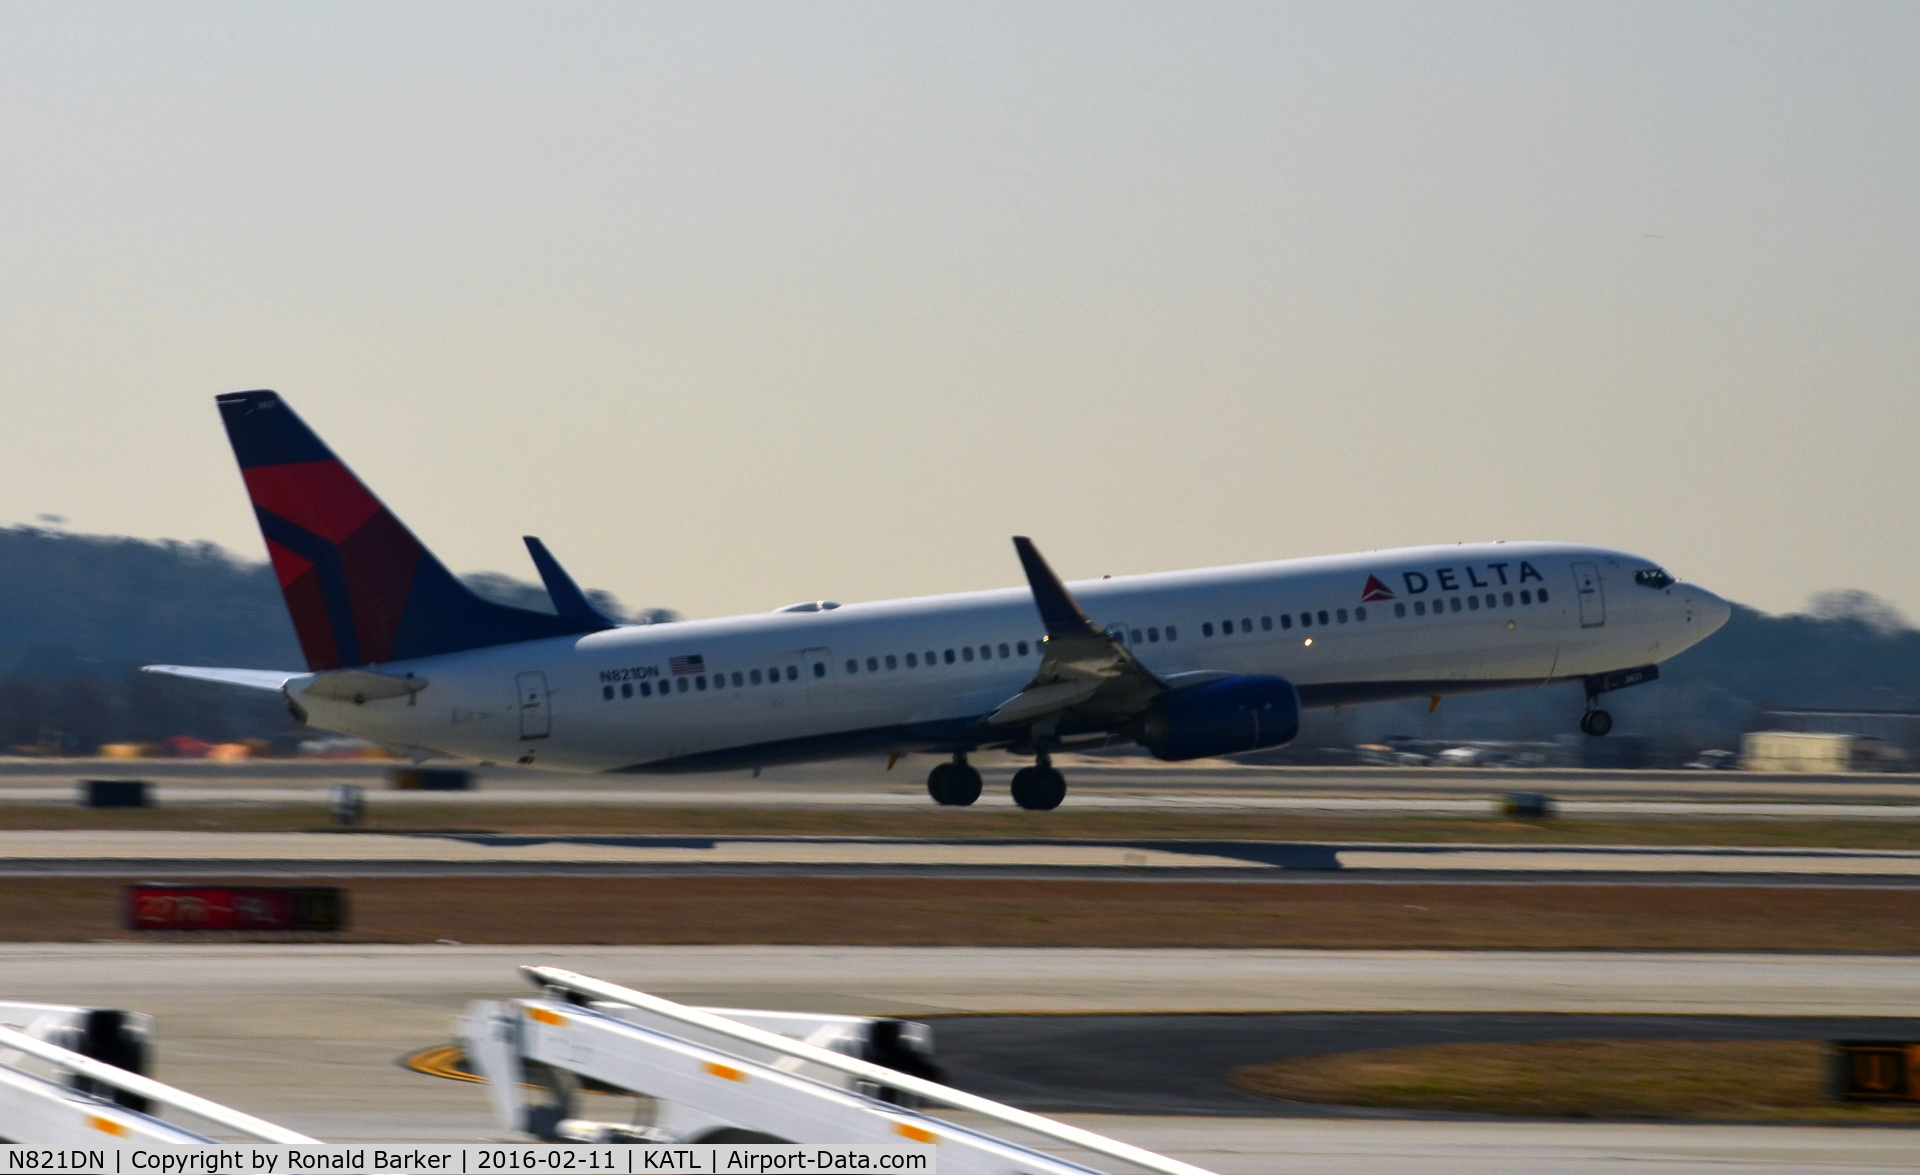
[524,537,619,631]
[1013,537,1101,638]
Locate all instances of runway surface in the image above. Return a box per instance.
[4,830,1918,883]
[419,1011,1920,1117]
[7,758,1920,818]
[2,945,1914,1170]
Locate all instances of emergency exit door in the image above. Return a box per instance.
[1570,562,1606,628]
[516,671,551,739]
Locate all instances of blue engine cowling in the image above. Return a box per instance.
[1131,675,1302,761]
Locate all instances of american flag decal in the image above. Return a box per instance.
[669,654,706,676]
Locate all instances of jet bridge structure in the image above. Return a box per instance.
[2,971,1216,1175]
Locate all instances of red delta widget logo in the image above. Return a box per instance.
[1362,561,1545,600]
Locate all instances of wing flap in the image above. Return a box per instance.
[986,538,1168,731]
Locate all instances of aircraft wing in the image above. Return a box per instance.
[141,665,304,692]
[984,538,1167,729]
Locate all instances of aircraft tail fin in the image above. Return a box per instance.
[217,390,602,671]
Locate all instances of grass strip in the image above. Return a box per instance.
[6,876,1920,948]
[1231,1039,1920,1122]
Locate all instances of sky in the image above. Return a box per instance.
[1,2,1916,622]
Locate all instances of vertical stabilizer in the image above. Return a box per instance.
[217,390,600,671]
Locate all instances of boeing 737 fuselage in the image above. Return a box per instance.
[149,392,1732,810]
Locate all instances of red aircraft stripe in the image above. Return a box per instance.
[242,460,385,544]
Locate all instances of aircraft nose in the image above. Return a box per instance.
[1685,585,1733,636]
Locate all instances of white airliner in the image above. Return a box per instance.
[147,391,1732,809]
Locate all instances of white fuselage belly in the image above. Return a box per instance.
[297,542,1723,772]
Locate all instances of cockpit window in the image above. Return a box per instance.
[1634,568,1675,589]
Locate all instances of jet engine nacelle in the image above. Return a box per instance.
[1131,674,1302,761]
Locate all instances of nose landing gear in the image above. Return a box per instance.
[927,754,982,806]
[1580,705,1613,737]
[1010,749,1067,811]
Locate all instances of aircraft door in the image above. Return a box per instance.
[515,671,552,739]
[1571,562,1606,628]
[799,647,832,701]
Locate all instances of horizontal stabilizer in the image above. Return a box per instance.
[141,666,302,692]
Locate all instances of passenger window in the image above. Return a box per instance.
[1468,596,1480,611]
[1520,590,1532,605]
[1299,613,1311,628]
[1147,627,1160,642]
[998,644,1010,659]
[750,669,762,685]
[1503,591,1514,607]
[867,657,878,672]
[787,666,799,681]
[732,671,743,686]
[927,650,937,665]
[1260,616,1272,631]
[1281,614,1292,629]
[944,649,956,664]
[1203,622,1214,637]
[1538,588,1550,602]
[1337,609,1348,623]
[811,662,824,678]
[1317,611,1329,625]
[846,659,858,674]
[886,654,897,670]
[602,685,614,700]
[1165,626,1177,640]
[695,675,707,690]
[641,681,653,696]
[1449,597,1461,613]
[980,645,992,659]
[962,647,975,662]
[677,677,689,693]
[905,653,918,668]
[1017,641,1029,656]
[1222,619,1233,634]
[621,682,633,698]
[1395,603,1406,618]
[1414,601,1426,616]
[1356,606,1367,621]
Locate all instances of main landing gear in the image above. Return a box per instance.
[1010,750,1067,812]
[927,754,982,806]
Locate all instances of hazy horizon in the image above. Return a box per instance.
[4,3,1916,621]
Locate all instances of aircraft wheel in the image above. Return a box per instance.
[1010,766,1066,811]
[927,763,955,804]
[1580,709,1613,737]
[945,763,982,807]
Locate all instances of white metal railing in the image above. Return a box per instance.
[0,1023,317,1144]
[524,966,1217,1175]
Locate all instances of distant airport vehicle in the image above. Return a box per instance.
[1684,749,1739,770]
[146,392,1732,809]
